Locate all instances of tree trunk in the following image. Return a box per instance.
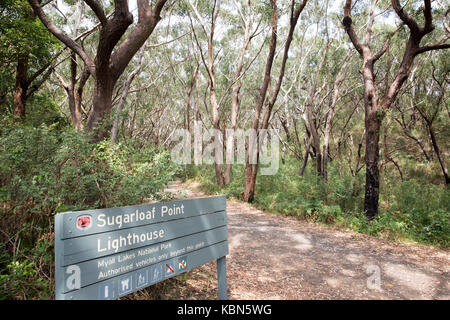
[342,0,449,218]
[29,0,169,142]
[67,52,84,130]
[243,0,309,202]
[86,75,115,142]
[306,104,322,176]
[427,123,449,185]
[211,87,225,186]
[304,42,330,176]
[362,57,381,220]
[322,132,330,182]
[364,115,381,219]
[74,67,90,130]
[299,135,312,176]
[224,27,251,185]
[242,0,278,203]
[189,0,225,186]
[13,54,29,119]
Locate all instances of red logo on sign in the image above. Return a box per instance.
[77,215,91,230]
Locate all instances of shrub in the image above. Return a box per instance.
[194,157,449,248]
[0,122,180,299]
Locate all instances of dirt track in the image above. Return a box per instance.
[162,180,449,300]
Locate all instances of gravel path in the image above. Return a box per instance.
[163,180,450,300]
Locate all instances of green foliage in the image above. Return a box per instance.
[384,179,450,246]
[0,121,181,299]
[194,158,449,248]
[0,0,59,100]
[0,0,53,62]
[0,239,53,300]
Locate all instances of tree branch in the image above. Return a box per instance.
[422,0,434,33]
[414,42,450,56]
[365,0,379,46]
[26,65,54,99]
[110,0,169,80]
[372,23,402,62]
[391,0,420,35]
[28,0,96,77]
[343,0,364,56]
[84,0,108,26]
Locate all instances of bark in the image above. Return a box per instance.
[13,54,29,119]
[361,55,382,219]
[210,89,225,186]
[322,113,334,181]
[209,3,225,187]
[68,52,80,129]
[75,67,90,130]
[64,3,86,130]
[185,65,199,134]
[193,70,203,165]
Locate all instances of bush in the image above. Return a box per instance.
[0,122,180,299]
[194,157,449,248]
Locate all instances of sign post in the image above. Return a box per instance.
[54,196,228,300]
[217,256,227,300]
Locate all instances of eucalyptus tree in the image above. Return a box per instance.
[409,52,449,185]
[186,0,227,186]
[29,0,170,142]
[52,0,91,130]
[224,0,264,185]
[243,0,309,202]
[0,0,58,119]
[303,37,330,177]
[342,0,450,219]
[187,0,265,186]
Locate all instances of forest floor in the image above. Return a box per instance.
[132,179,450,300]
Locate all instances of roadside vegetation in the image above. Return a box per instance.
[190,160,449,249]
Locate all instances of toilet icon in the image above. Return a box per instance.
[98,282,114,300]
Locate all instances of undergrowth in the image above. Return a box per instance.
[188,159,449,249]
